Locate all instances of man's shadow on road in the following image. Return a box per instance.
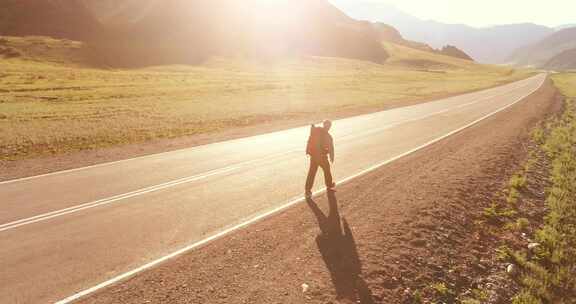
[306,192,375,304]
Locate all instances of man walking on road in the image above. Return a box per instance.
[305,120,336,198]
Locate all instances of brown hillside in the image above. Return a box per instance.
[1,0,389,67]
[0,0,100,40]
[91,0,389,66]
[373,22,434,52]
[544,48,576,70]
[437,45,474,61]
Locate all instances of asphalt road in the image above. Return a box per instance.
[0,74,545,303]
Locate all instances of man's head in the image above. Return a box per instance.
[323,119,332,131]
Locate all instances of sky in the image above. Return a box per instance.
[329,0,576,28]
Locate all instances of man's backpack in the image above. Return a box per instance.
[306,124,327,156]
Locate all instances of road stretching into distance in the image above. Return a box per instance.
[0,74,546,303]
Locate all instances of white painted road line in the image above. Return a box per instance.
[0,150,298,233]
[55,76,545,304]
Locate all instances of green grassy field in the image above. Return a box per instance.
[0,36,534,160]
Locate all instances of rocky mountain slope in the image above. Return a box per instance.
[372,22,433,51]
[372,23,473,61]
[437,45,474,61]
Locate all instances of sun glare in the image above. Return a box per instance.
[253,0,293,8]
[242,0,308,28]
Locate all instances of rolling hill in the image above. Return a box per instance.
[0,0,390,67]
[372,23,432,51]
[0,0,100,40]
[510,27,576,69]
[544,48,576,70]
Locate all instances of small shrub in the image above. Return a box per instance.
[506,187,521,206]
[430,282,451,297]
[512,291,543,304]
[516,218,530,231]
[471,288,489,301]
[412,290,423,304]
[531,126,546,145]
[509,173,527,190]
[496,245,512,261]
[484,203,499,218]
[484,202,517,223]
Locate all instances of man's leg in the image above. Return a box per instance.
[319,157,335,190]
[305,159,319,195]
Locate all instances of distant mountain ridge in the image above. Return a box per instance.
[510,27,576,68]
[556,24,576,30]
[544,48,576,70]
[330,2,556,64]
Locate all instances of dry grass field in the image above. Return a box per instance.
[0,36,534,160]
[551,72,576,97]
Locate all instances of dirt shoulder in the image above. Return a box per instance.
[0,75,533,182]
[77,78,559,304]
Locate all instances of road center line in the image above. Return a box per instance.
[0,150,298,233]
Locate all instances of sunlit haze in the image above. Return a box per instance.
[2,0,576,303]
[330,0,576,27]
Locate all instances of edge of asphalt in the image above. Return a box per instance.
[54,74,546,304]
